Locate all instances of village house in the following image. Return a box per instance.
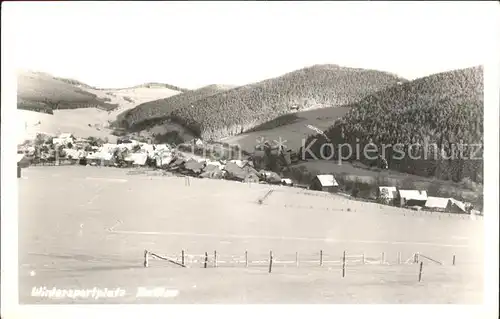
[117,137,133,144]
[424,196,469,214]
[155,151,174,168]
[224,161,260,182]
[398,189,428,207]
[377,186,398,205]
[309,174,339,193]
[53,133,75,146]
[124,152,148,167]
[63,148,85,163]
[74,137,89,148]
[424,196,451,212]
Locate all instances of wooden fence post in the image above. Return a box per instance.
[245,250,248,268]
[418,261,423,282]
[452,255,456,266]
[342,251,346,277]
[320,250,323,267]
[181,250,185,266]
[214,250,218,268]
[143,250,149,268]
[381,252,385,264]
[204,252,208,268]
[269,250,273,273]
[362,253,365,265]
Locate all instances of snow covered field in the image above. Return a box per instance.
[18,166,484,304]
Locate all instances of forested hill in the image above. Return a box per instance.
[117,84,236,130]
[161,64,407,141]
[304,66,484,183]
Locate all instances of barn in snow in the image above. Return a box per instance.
[309,174,339,193]
[424,196,470,214]
[398,190,428,207]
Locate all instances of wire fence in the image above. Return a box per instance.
[143,249,478,275]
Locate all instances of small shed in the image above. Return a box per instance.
[449,198,468,214]
[309,174,339,193]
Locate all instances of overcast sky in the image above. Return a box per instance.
[4,1,496,89]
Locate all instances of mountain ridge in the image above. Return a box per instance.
[303,65,484,183]
[118,64,407,141]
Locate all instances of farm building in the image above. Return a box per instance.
[398,190,428,207]
[424,196,452,212]
[200,163,225,179]
[224,162,260,182]
[63,148,84,160]
[182,159,206,176]
[154,144,171,152]
[424,196,470,214]
[53,133,75,146]
[260,170,282,184]
[85,151,113,166]
[155,152,174,168]
[309,174,339,193]
[377,186,398,205]
[124,153,148,166]
[117,137,133,144]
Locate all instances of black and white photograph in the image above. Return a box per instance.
[1,1,499,317]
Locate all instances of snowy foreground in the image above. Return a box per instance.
[19,166,484,304]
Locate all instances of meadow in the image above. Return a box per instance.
[18,166,484,304]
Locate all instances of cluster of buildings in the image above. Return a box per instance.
[17,132,482,217]
[17,132,295,186]
[294,174,481,217]
[377,186,481,216]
